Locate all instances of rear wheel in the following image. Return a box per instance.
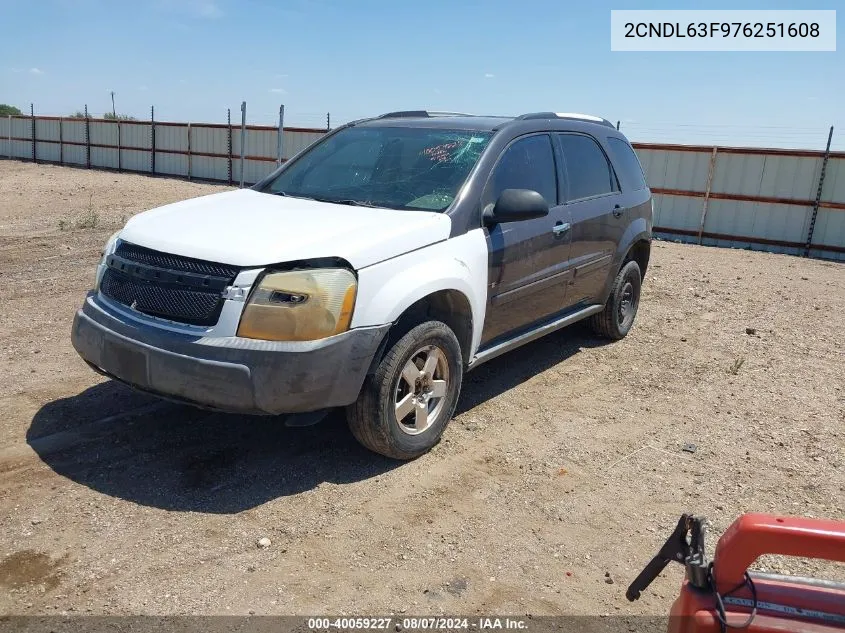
[589,260,642,340]
[346,321,463,460]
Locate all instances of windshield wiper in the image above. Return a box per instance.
[328,199,382,208]
[271,191,383,208]
[271,191,317,201]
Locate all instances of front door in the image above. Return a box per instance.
[555,133,627,306]
[480,134,573,346]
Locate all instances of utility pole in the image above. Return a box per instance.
[110,91,116,117]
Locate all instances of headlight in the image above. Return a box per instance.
[237,268,357,341]
[94,230,121,291]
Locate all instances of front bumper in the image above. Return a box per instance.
[71,293,390,415]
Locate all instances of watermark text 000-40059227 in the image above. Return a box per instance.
[610,10,836,51]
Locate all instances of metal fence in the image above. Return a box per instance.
[0,105,327,187]
[636,137,845,261]
[1,111,844,260]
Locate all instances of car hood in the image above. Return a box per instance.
[118,189,453,270]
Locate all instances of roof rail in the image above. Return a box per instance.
[376,110,477,119]
[517,112,616,128]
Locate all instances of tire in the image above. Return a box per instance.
[346,320,463,460]
[589,260,642,340]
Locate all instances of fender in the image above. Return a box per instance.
[599,216,652,304]
[351,228,489,358]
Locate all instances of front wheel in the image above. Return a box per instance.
[346,321,463,460]
[589,260,642,340]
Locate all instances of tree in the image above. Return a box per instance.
[0,104,23,116]
[103,112,138,121]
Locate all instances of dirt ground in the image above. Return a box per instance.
[0,160,842,617]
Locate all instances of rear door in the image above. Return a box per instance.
[480,134,573,346]
[555,133,626,306]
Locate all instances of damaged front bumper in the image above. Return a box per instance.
[71,293,389,415]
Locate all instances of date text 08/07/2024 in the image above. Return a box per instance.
[307,617,529,630]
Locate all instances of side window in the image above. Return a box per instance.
[488,135,557,205]
[607,137,648,191]
[557,134,617,201]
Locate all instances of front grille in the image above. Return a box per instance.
[100,242,239,326]
[115,242,239,279]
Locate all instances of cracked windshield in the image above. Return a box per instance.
[260,126,492,211]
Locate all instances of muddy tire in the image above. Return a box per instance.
[589,260,642,340]
[346,321,463,460]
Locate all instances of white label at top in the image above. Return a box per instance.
[610,10,836,52]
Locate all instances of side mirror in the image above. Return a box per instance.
[484,189,549,225]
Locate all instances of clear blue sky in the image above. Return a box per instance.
[2,0,842,149]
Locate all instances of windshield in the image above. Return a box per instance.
[258,126,492,212]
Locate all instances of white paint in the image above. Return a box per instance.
[352,228,489,358]
[119,189,452,270]
[554,112,605,122]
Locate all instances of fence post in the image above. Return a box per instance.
[697,147,718,244]
[804,126,834,257]
[277,104,285,166]
[6,115,10,159]
[239,101,246,188]
[187,123,192,180]
[150,106,156,175]
[59,116,63,164]
[117,119,122,172]
[227,108,233,185]
[30,103,36,163]
[84,104,91,169]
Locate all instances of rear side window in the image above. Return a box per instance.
[488,134,557,205]
[556,134,617,201]
[607,137,648,191]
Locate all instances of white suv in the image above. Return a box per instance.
[72,110,652,459]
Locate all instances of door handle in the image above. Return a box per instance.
[612,204,624,218]
[553,222,571,236]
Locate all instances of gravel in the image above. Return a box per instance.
[0,161,842,616]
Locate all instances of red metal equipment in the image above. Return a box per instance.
[627,513,845,632]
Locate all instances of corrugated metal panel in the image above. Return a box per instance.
[810,209,845,260]
[62,145,86,165]
[154,152,188,176]
[0,116,9,157]
[62,120,86,144]
[36,119,60,142]
[244,129,276,158]
[191,126,228,155]
[283,130,323,160]
[637,148,711,191]
[821,157,845,204]
[10,140,30,159]
[711,153,821,199]
[155,124,188,152]
[700,235,801,257]
[191,156,228,182]
[36,142,60,162]
[91,147,119,169]
[121,123,151,150]
[90,120,118,146]
[704,199,811,246]
[653,193,701,232]
[121,149,150,172]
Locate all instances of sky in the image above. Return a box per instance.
[1,0,843,149]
